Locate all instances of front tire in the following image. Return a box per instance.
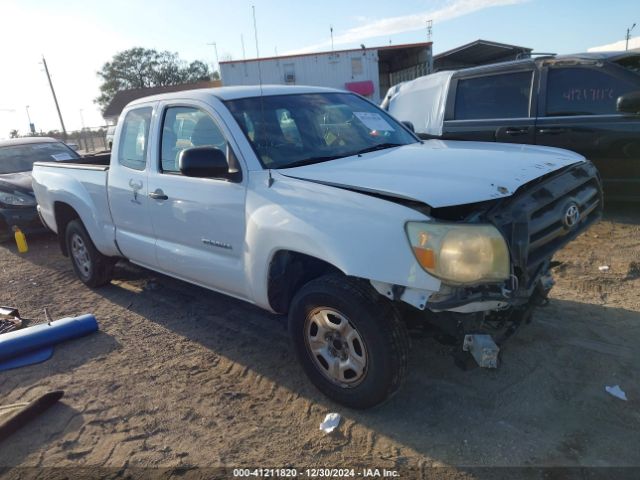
[288,274,410,409]
[65,219,114,287]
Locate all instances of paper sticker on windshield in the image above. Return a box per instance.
[354,112,395,132]
[51,153,73,161]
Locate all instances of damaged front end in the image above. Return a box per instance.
[397,161,603,366]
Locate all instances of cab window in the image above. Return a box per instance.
[118,107,152,171]
[160,106,227,173]
[545,67,638,116]
[454,71,533,120]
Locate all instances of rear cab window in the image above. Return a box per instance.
[545,66,639,116]
[453,71,533,120]
[118,107,152,171]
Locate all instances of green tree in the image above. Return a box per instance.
[95,47,212,112]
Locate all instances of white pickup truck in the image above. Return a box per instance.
[32,85,602,408]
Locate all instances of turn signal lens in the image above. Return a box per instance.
[412,247,436,269]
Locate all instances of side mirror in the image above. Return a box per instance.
[617,91,640,114]
[179,146,229,178]
[401,120,415,133]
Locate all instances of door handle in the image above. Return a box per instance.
[504,127,529,136]
[538,128,567,135]
[149,189,168,200]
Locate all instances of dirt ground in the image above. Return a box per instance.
[0,205,639,478]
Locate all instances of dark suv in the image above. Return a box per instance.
[385,51,640,201]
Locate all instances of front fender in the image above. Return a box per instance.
[245,172,441,310]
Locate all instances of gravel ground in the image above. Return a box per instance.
[0,205,639,479]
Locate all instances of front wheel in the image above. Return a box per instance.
[65,219,114,287]
[288,274,410,409]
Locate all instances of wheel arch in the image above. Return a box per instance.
[267,249,343,314]
[54,201,81,256]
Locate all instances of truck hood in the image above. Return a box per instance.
[278,140,585,208]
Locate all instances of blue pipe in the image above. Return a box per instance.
[0,314,98,370]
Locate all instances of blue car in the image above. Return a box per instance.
[0,137,80,241]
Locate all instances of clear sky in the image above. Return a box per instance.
[0,0,637,139]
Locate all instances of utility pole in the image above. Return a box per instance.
[25,105,35,134]
[42,56,67,139]
[626,23,636,50]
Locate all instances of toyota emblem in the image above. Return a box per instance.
[563,203,580,229]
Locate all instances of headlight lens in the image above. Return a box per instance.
[406,222,510,285]
[0,191,36,207]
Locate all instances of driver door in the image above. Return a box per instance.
[147,102,249,298]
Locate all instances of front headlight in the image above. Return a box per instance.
[406,221,510,285]
[0,191,37,207]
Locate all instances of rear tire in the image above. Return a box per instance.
[65,219,114,287]
[288,274,410,409]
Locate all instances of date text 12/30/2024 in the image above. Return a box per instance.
[233,468,400,478]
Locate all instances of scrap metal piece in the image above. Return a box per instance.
[44,307,53,326]
[463,334,499,368]
[0,307,20,318]
[0,307,23,335]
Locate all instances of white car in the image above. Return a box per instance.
[32,85,602,408]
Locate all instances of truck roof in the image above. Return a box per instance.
[0,137,60,148]
[446,50,638,77]
[128,84,344,107]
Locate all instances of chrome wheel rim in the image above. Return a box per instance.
[70,233,91,279]
[304,308,368,387]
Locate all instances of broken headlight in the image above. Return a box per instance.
[0,191,36,207]
[406,222,510,285]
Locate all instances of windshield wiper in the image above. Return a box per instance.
[279,155,345,169]
[279,143,405,169]
[351,143,405,155]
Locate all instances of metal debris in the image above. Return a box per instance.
[463,334,499,368]
[319,413,341,434]
[605,385,628,401]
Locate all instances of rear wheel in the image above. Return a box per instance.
[289,274,410,409]
[65,219,114,287]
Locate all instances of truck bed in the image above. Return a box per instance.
[31,158,118,257]
[56,151,111,168]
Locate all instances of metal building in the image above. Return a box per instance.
[433,39,532,72]
[219,42,433,104]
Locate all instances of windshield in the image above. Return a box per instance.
[0,142,80,174]
[225,92,418,169]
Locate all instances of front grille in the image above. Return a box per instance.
[488,161,602,286]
